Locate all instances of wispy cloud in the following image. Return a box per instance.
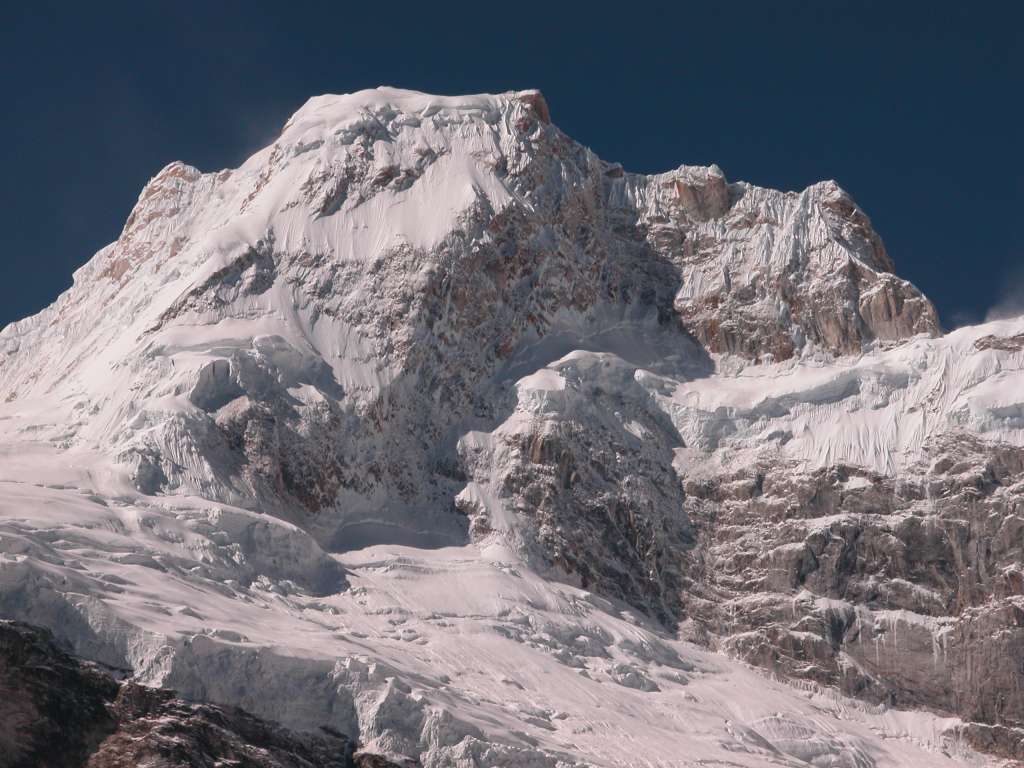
[985,257,1024,322]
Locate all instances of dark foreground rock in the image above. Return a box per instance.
[0,621,400,768]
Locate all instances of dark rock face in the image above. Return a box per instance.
[680,435,1024,735]
[0,621,399,768]
[457,353,699,625]
[975,332,1024,352]
[87,683,356,768]
[955,721,1024,763]
[0,620,118,768]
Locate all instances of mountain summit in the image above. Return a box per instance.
[1,88,1022,766]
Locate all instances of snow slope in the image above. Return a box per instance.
[667,317,1024,475]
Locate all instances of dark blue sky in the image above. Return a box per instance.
[1,2,1020,329]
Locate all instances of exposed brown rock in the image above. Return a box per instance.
[0,621,401,768]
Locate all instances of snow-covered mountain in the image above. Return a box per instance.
[2,87,1022,766]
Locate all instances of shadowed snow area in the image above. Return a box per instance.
[496,305,714,384]
[1,87,1022,766]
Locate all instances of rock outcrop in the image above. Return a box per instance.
[0,620,401,768]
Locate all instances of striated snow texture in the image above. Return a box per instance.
[1,87,1022,766]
